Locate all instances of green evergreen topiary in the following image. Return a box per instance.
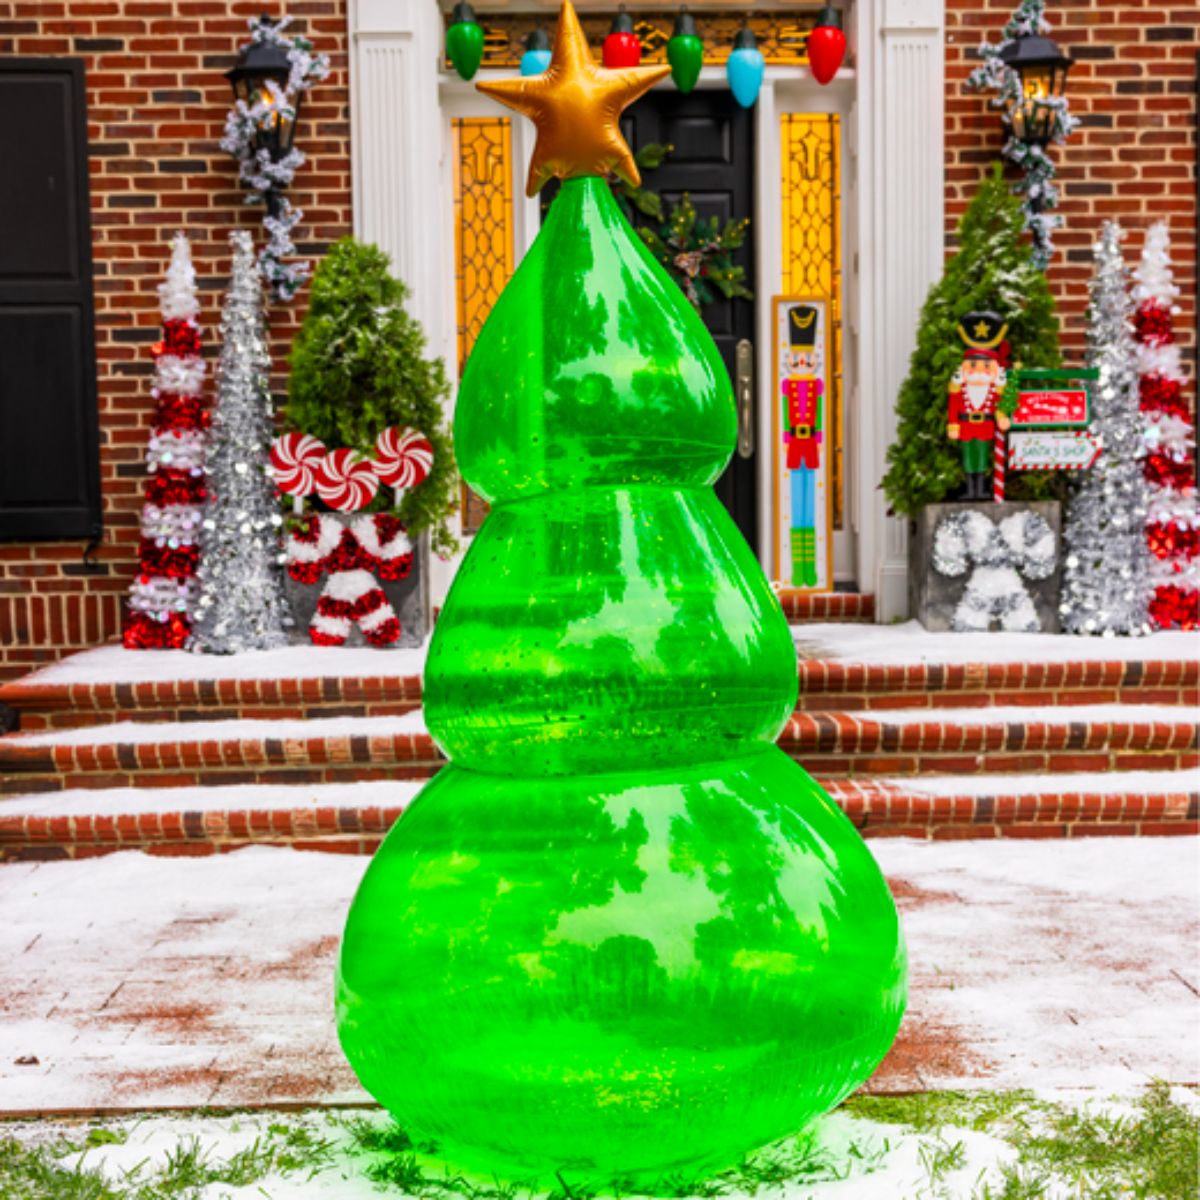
[882,163,1062,516]
[287,237,458,554]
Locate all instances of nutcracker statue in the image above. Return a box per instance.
[947,310,1010,500]
[782,304,824,585]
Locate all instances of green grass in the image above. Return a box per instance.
[849,1080,1200,1200]
[0,1086,1196,1199]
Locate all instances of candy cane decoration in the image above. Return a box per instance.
[287,513,412,646]
[270,433,327,514]
[993,426,1007,502]
[313,448,380,512]
[373,426,434,505]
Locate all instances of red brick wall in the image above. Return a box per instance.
[1,1,1197,679]
[0,1,352,680]
[946,0,1199,374]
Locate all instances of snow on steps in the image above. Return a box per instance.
[0,622,1195,854]
[1,770,1195,860]
[1,704,1196,797]
[2,624,1196,731]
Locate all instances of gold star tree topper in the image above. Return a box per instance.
[476,0,670,197]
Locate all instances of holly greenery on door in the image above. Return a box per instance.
[610,143,753,312]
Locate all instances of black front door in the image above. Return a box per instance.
[622,88,757,553]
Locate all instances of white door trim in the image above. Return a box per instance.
[850,0,945,619]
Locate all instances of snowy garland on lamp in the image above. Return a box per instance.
[1059,222,1152,636]
[272,426,434,647]
[965,0,1078,269]
[933,508,1056,632]
[220,15,329,303]
[1133,221,1198,630]
[123,234,207,650]
[190,232,292,654]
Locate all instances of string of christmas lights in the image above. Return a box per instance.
[122,234,207,650]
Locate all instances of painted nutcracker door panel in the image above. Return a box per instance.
[773,297,832,591]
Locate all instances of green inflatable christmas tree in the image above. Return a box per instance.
[336,4,905,1184]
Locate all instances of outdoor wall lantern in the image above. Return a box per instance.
[997,30,1073,146]
[225,15,300,215]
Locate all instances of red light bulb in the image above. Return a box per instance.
[808,5,846,86]
[603,6,642,68]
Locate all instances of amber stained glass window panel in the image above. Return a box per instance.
[452,117,515,533]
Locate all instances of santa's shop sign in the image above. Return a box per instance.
[1011,388,1090,429]
[1008,430,1102,472]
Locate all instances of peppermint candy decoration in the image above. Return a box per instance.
[374,426,434,490]
[270,432,327,498]
[314,448,379,512]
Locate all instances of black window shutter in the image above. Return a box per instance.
[0,58,101,543]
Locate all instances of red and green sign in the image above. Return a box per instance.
[1012,387,1090,429]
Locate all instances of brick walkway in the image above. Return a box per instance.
[1,838,1197,1115]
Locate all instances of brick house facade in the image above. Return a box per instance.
[0,0,1196,679]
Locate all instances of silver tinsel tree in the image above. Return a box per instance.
[190,231,292,653]
[1060,222,1152,637]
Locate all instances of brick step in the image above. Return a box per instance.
[1,770,1194,861]
[5,651,1196,733]
[0,715,441,794]
[778,705,1198,776]
[1,705,1196,795]
[0,673,424,732]
[794,658,1200,711]
[778,590,875,624]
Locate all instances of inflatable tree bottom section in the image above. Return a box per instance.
[337,749,906,1184]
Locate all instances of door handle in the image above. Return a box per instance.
[735,338,754,459]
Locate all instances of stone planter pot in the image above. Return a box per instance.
[285,514,430,649]
[909,500,1062,633]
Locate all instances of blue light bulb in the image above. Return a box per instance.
[726,26,764,108]
[520,27,552,76]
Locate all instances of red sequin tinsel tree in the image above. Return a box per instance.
[1133,222,1198,631]
[122,234,209,648]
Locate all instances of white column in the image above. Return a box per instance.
[851,0,944,620]
[348,0,446,356]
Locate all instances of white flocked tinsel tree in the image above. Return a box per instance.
[1060,221,1152,636]
[1133,222,1198,629]
[190,231,291,653]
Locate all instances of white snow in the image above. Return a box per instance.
[795,619,1200,665]
[0,779,424,819]
[1,839,1197,1115]
[869,837,1200,1092]
[0,847,369,1113]
[12,639,429,687]
[889,767,1200,798]
[8,710,429,748]
[0,1105,1023,1200]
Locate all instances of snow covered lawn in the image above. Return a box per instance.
[2,1088,1197,1198]
[1,839,1197,1117]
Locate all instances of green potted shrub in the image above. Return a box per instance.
[284,237,457,647]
